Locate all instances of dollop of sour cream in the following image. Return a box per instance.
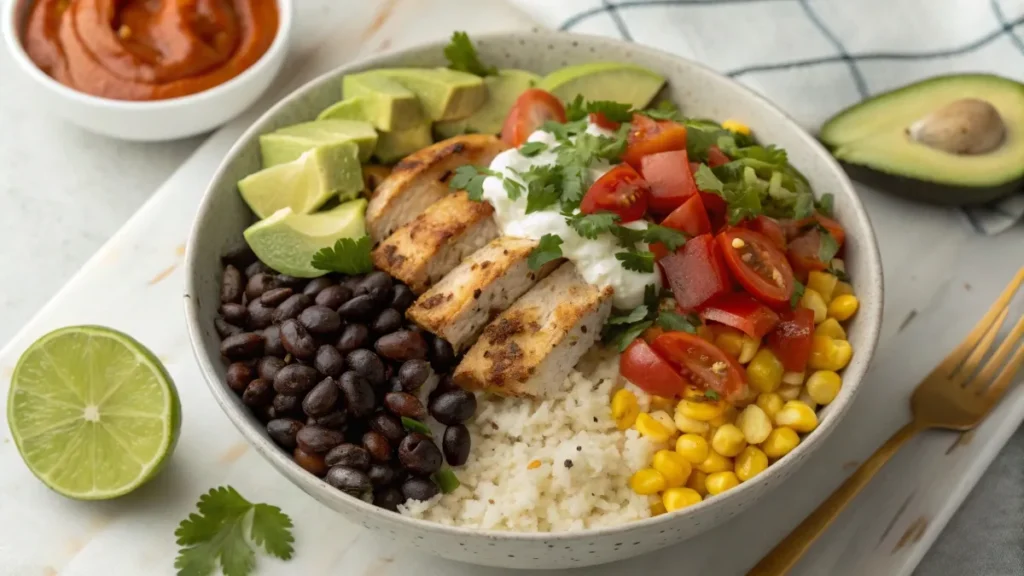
[481,124,661,310]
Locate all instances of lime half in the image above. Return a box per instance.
[7,326,181,500]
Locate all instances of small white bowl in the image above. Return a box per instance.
[2,0,292,142]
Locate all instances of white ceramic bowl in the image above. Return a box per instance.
[184,31,883,570]
[2,0,292,141]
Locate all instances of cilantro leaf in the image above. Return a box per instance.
[310,236,373,275]
[792,193,815,219]
[656,310,699,333]
[528,234,563,270]
[518,141,548,157]
[542,119,588,140]
[502,177,524,201]
[686,126,730,160]
[705,390,720,400]
[640,100,683,122]
[644,224,687,252]
[587,100,634,123]
[607,304,651,325]
[565,95,588,122]
[521,164,562,213]
[559,164,588,209]
[568,212,620,239]
[610,225,647,247]
[604,320,654,352]
[250,504,295,560]
[693,164,725,193]
[443,31,496,76]
[791,279,806,309]
[818,228,840,263]
[449,165,497,201]
[616,250,655,273]
[816,193,835,217]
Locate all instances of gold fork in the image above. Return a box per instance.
[750,266,1024,576]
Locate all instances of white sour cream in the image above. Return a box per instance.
[481,125,661,310]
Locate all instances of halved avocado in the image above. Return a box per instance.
[820,74,1024,205]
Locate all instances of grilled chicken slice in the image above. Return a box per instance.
[365,134,507,242]
[406,237,562,352]
[453,263,614,398]
[371,191,499,294]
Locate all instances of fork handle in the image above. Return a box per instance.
[747,421,923,575]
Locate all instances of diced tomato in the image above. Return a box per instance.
[580,163,650,223]
[743,215,787,250]
[781,213,846,247]
[787,230,829,282]
[699,192,728,233]
[659,234,732,310]
[662,194,712,237]
[622,114,688,170]
[717,228,795,308]
[699,292,780,339]
[651,332,747,401]
[620,339,689,397]
[639,150,699,214]
[707,145,731,168]
[500,89,566,148]
[767,308,815,372]
[589,112,621,130]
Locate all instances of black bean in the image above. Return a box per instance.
[273,364,320,395]
[384,392,427,419]
[443,424,471,466]
[375,330,427,362]
[297,425,345,453]
[430,338,457,371]
[245,260,271,278]
[245,273,276,300]
[362,431,392,462]
[390,284,415,311]
[303,277,335,297]
[398,433,443,475]
[294,447,328,477]
[273,294,313,323]
[272,393,302,418]
[279,319,317,360]
[298,305,342,335]
[371,308,404,335]
[256,356,285,381]
[432,373,458,398]
[221,265,245,304]
[219,303,248,326]
[357,271,394,305]
[339,371,376,417]
[398,359,431,392]
[345,349,386,386]
[220,333,264,360]
[242,378,274,407]
[402,477,440,502]
[370,412,406,444]
[313,345,345,378]
[225,362,255,393]
[374,487,404,511]
[260,287,294,307]
[429,389,477,425]
[324,443,370,470]
[326,466,372,496]
[303,377,340,417]
[267,418,304,449]
[222,245,257,270]
[246,299,275,330]
[214,317,243,339]
[275,274,306,289]
[315,284,352,309]
[311,410,347,429]
[338,294,377,321]
[367,463,396,486]
[335,326,368,357]
[389,376,406,393]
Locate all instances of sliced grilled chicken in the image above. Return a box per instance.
[453,263,614,398]
[371,191,499,294]
[406,237,562,352]
[365,134,507,242]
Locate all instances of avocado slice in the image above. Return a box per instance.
[260,119,377,166]
[537,62,665,108]
[244,199,367,278]
[317,97,367,122]
[373,68,488,121]
[239,142,363,220]
[821,74,1024,205]
[434,69,540,139]
[343,72,424,131]
[375,124,434,164]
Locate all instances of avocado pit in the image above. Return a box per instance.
[908,98,1006,155]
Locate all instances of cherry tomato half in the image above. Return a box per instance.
[620,338,689,397]
[717,228,795,308]
[640,149,699,215]
[500,89,567,148]
[652,331,747,402]
[699,292,780,339]
[580,163,650,223]
[742,215,787,250]
[622,114,688,170]
[781,213,846,247]
[787,230,829,282]
[706,145,731,168]
[659,234,732,310]
[766,308,815,372]
[589,112,621,130]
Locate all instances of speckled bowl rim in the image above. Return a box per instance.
[185,30,883,543]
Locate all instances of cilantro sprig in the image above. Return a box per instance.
[310,236,373,275]
[443,32,496,77]
[602,285,699,351]
[449,165,500,201]
[616,250,655,274]
[565,95,634,123]
[528,234,563,271]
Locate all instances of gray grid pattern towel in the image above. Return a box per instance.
[510,0,1024,235]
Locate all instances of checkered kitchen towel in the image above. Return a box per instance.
[509,0,1024,234]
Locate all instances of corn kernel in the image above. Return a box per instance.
[778,384,802,400]
[650,395,675,413]
[782,370,805,385]
[756,392,784,420]
[611,389,640,431]
[709,405,738,428]
[798,390,818,411]
[715,327,745,358]
[736,404,773,444]
[806,370,842,405]
[807,271,838,303]
[735,446,769,481]
[774,401,818,433]
[828,295,859,321]
[675,433,710,464]
[800,289,828,324]
[653,449,692,488]
[650,410,678,436]
[705,471,740,495]
[711,424,747,457]
[635,412,673,443]
[722,119,751,136]
[761,426,800,459]
[630,468,667,495]
[738,336,761,364]
[662,487,703,512]
[734,385,760,407]
[747,348,784,393]
[816,318,847,340]
[833,281,854,298]
[687,470,709,496]
[677,398,727,422]
[674,411,711,435]
[650,501,667,516]
[808,334,853,371]
[697,449,734,474]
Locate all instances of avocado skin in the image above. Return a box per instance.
[837,160,1021,206]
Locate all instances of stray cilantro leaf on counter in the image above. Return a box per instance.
[310,236,373,275]
[174,486,294,576]
[449,165,499,201]
[818,227,840,263]
[656,310,699,333]
[816,193,835,217]
[518,141,548,157]
[616,250,655,274]
[528,234,563,271]
[791,280,806,309]
[568,212,620,239]
[644,225,687,252]
[443,31,496,76]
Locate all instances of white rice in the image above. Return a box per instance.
[400,348,656,531]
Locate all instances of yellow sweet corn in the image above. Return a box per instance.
[807,271,838,303]
[782,370,806,385]
[800,289,828,324]
[676,433,710,464]
[761,426,800,459]
[806,370,842,405]
[774,401,818,433]
[715,327,745,358]
[650,410,678,435]
[833,281,854,298]
[630,468,667,495]
[650,501,667,516]
[653,450,692,487]
[677,398,727,422]
[697,450,734,474]
[816,318,847,340]
[828,294,859,321]
[636,412,673,443]
[735,446,769,481]
[722,119,751,135]
[778,383,802,400]
[705,471,740,495]
[611,388,640,430]
[674,411,711,435]
[662,487,703,512]
[709,405,738,428]
[650,395,676,413]
[798,390,818,411]
[738,336,761,364]
[747,348,784,393]
[711,424,747,457]
[808,334,853,371]
[687,470,709,496]
[756,392,784,420]
[736,404,773,444]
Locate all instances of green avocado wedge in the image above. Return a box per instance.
[342,72,424,131]
[260,119,378,165]
[375,124,434,164]
[374,68,488,121]
[820,74,1024,206]
[434,69,540,139]
[240,142,363,219]
[537,62,665,108]
[317,97,367,122]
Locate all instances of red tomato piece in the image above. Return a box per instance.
[780,213,846,247]
[786,230,829,282]
[742,215,787,250]
[589,112,621,130]
[662,194,712,237]
[500,89,566,148]
[620,338,689,397]
[699,292,781,339]
[651,332,747,401]
[580,163,650,223]
[717,228,795,308]
[640,150,699,215]
[622,114,688,170]
[659,234,732,310]
[767,308,816,372]
[706,145,731,168]
[699,192,728,233]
